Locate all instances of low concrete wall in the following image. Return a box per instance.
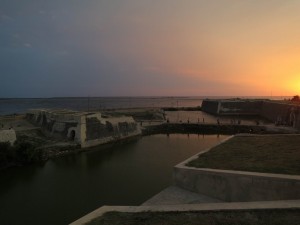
[174,167,300,202]
[70,200,300,225]
[174,137,300,202]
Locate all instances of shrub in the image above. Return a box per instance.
[0,142,16,167]
[14,141,43,163]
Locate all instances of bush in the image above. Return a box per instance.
[0,141,44,168]
[14,141,44,163]
[0,142,16,167]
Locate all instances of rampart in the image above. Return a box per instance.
[0,129,16,145]
[26,109,141,148]
[200,100,219,115]
[202,99,300,129]
[261,101,300,128]
[201,99,264,115]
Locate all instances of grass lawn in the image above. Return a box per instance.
[187,135,300,175]
[87,209,300,225]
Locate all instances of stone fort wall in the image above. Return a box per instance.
[0,129,17,145]
[26,109,141,148]
[202,99,300,129]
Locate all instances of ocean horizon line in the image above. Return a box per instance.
[0,95,292,100]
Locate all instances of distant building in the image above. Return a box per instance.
[26,109,141,148]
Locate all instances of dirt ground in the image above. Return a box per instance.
[0,115,37,131]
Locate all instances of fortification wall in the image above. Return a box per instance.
[82,116,141,148]
[26,110,81,142]
[202,100,300,129]
[261,101,300,128]
[201,100,263,115]
[0,129,17,145]
[26,109,141,148]
[201,100,219,114]
[218,101,263,115]
[261,101,293,121]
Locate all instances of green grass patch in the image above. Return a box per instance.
[187,135,300,175]
[87,209,300,225]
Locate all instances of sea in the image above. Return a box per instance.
[0,96,287,115]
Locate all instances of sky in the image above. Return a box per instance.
[1,0,300,97]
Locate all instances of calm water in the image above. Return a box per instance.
[0,134,228,225]
[0,96,285,116]
[0,97,204,115]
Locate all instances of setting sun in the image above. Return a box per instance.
[291,79,300,94]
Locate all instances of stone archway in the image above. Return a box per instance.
[70,130,76,140]
[68,129,76,141]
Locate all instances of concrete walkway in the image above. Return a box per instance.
[70,200,300,225]
[142,185,223,206]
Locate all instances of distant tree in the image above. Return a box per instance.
[291,95,300,102]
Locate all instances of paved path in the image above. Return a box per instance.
[70,200,300,225]
[142,185,223,206]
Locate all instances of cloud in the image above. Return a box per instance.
[143,66,163,72]
[1,0,300,97]
[56,50,69,56]
[12,33,20,39]
[24,43,32,48]
[39,10,46,15]
[0,14,13,22]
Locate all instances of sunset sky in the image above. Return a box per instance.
[1,0,300,97]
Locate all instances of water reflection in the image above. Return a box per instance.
[165,111,271,125]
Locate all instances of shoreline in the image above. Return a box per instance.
[1,107,298,171]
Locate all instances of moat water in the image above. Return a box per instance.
[0,134,228,225]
